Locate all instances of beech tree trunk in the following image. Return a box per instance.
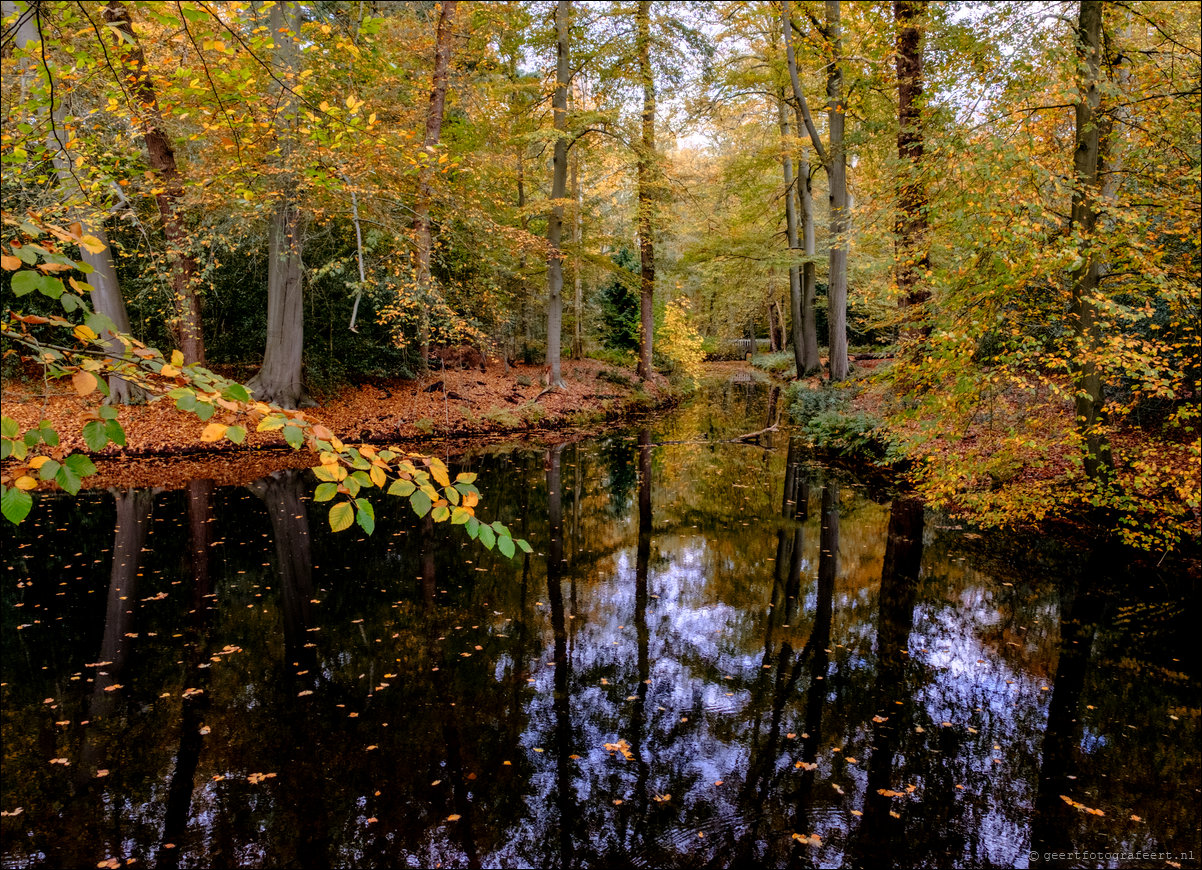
[415,0,458,369]
[249,1,310,408]
[825,0,850,381]
[635,0,656,381]
[1069,0,1114,483]
[776,88,805,376]
[103,0,204,365]
[895,0,930,322]
[6,0,141,402]
[781,0,824,375]
[545,0,571,390]
[572,149,584,359]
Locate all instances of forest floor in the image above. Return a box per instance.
[1,359,675,490]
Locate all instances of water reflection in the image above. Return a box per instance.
[1,382,1198,869]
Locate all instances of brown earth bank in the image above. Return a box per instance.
[2,359,676,490]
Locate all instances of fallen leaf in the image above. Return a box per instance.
[604,738,634,761]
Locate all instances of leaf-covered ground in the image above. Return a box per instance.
[1,359,672,489]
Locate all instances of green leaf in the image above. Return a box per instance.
[328,501,354,532]
[517,539,533,554]
[409,490,432,517]
[343,475,361,497]
[225,425,246,444]
[10,271,41,296]
[23,430,41,447]
[98,405,119,420]
[64,453,97,477]
[82,420,108,451]
[55,465,82,496]
[194,401,215,421]
[497,534,515,559]
[36,459,62,481]
[478,523,496,550]
[283,425,303,449]
[0,440,11,460]
[451,507,471,525]
[39,424,59,447]
[105,420,126,446]
[444,486,460,506]
[1,416,18,438]
[175,393,198,413]
[225,383,250,403]
[351,470,373,488]
[313,482,339,502]
[1,487,33,524]
[355,499,375,535]
[465,516,479,539]
[38,277,64,299]
[387,479,416,497]
[431,504,450,522]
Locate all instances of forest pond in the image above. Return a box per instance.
[2,377,1198,869]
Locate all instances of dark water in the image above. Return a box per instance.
[2,377,1199,869]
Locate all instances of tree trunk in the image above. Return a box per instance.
[415,0,458,369]
[825,0,849,381]
[635,0,656,381]
[572,149,584,359]
[545,0,571,390]
[894,1,930,325]
[1069,0,1113,483]
[781,0,823,374]
[103,0,204,365]
[776,88,805,376]
[6,0,141,403]
[249,1,310,408]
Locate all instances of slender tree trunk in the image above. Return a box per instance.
[545,0,571,390]
[1069,0,1113,483]
[635,0,656,380]
[825,0,850,381]
[249,1,310,408]
[776,88,806,376]
[572,149,584,359]
[894,0,930,326]
[7,0,141,402]
[781,0,823,374]
[103,0,204,365]
[415,0,458,369]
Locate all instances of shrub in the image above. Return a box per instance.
[803,411,886,459]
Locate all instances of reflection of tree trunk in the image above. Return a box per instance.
[157,480,216,870]
[629,429,653,848]
[546,445,576,866]
[851,496,924,866]
[789,484,837,862]
[90,489,155,715]
[248,471,315,682]
[1029,560,1105,858]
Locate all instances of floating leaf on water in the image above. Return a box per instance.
[604,739,634,761]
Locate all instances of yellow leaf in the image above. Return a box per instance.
[14,476,38,491]
[72,370,98,396]
[171,350,184,367]
[29,456,50,469]
[78,235,106,255]
[200,423,227,442]
[428,458,451,487]
[160,365,180,378]
[73,324,99,342]
[369,465,386,488]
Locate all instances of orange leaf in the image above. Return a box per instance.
[72,370,98,396]
[200,423,227,442]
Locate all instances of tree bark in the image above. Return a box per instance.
[825,0,850,381]
[7,0,141,402]
[545,0,571,390]
[249,1,310,408]
[781,0,825,374]
[894,1,930,323]
[635,0,656,381]
[571,148,584,359]
[776,88,805,375]
[1069,0,1114,483]
[103,0,204,365]
[415,0,458,369]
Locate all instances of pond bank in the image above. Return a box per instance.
[1,359,681,488]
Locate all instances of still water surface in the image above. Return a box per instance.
[2,377,1198,868]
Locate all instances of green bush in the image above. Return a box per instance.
[752,351,797,378]
[785,382,846,424]
[803,410,886,459]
